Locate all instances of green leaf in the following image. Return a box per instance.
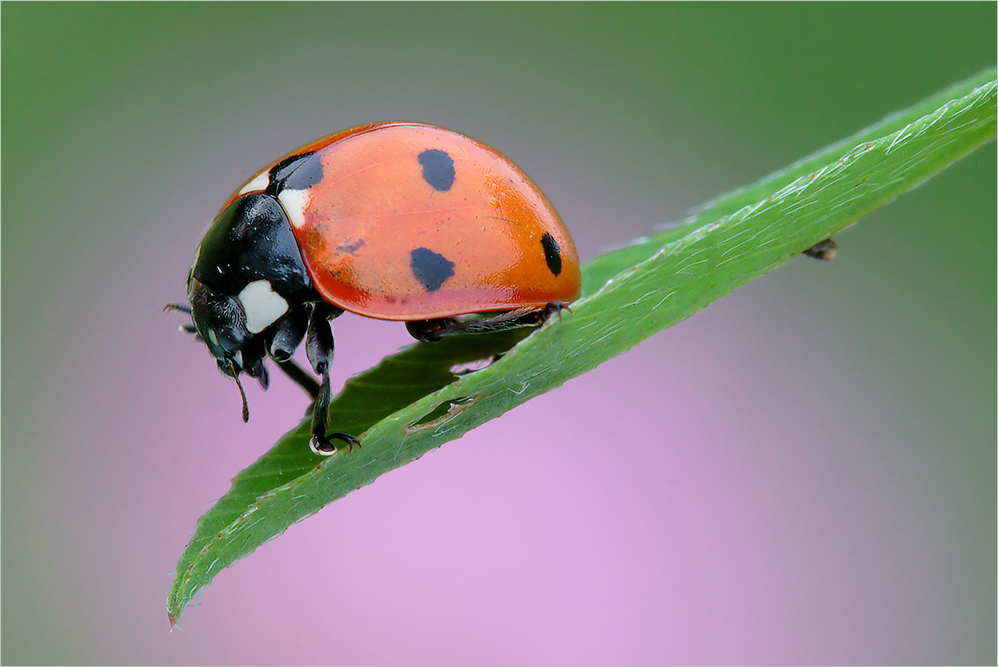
[168,67,997,625]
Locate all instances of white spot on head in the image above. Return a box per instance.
[278,189,310,229]
[238,171,270,196]
[238,280,289,334]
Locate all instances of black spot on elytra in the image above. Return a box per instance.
[268,151,323,193]
[417,149,455,192]
[410,247,455,292]
[540,233,562,276]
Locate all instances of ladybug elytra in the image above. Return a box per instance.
[171,122,581,454]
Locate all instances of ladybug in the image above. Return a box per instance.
[171,122,581,454]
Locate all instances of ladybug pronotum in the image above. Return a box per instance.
[171,121,581,454]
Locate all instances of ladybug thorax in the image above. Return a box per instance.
[187,192,315,372]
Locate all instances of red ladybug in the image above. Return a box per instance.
[172,122,581,454]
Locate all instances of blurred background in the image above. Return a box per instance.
[3,4,994,664]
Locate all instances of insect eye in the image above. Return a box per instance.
[188,279,251,359]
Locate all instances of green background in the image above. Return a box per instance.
[3,3,994,664]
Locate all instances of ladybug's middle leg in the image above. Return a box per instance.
[273,358,320,399]
[406,302,570,342]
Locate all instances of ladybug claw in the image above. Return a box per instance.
[309,432,361,456]
[335,433,361,451]
[544,301,571,321]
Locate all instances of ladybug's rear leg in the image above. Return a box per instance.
[304,303,360,455]
[802,237,837,260]
[406,302,570,343]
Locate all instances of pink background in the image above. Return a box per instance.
[3,4,994,664]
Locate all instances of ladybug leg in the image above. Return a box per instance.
[803,238,837,260]
[273,359,320,399]
[407,302,570,342]
[267,307,309,361]
[405,318,457,343]
[304,303,359,455]
[266,307,320,398]
[164,302,192,314]
[164,302,199,335]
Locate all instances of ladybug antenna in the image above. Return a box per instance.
[228,360,250,423]
[164,303,201,338]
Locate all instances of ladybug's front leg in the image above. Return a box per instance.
[267,308,320,399]
[304,303,359,455]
